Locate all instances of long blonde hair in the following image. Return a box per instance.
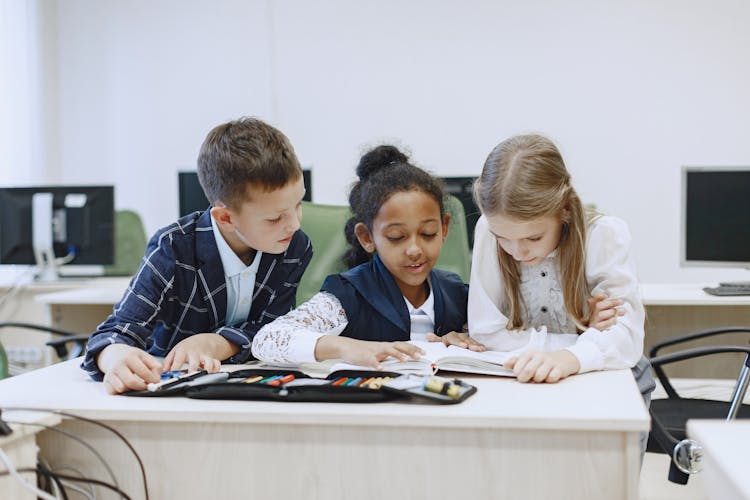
[474,134,595,331]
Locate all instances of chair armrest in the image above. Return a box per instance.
[651,345,750,399]
[649,327,750,358]
[0,322,81,338]
[45,335,90,359]
[0,322,86,360]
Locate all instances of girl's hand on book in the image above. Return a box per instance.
[505,349,580,383]
[426,332,486,352]
[587,294,624,331]
[316,336,425,369]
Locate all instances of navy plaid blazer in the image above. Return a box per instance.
[82,209,312,380]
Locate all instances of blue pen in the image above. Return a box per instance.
[161,370,183,380]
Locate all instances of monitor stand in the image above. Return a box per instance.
[31,193,75,282]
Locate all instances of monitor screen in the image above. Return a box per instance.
[681,167,750,267]
[0,185,115,267]
[178,169,313,218]
[442,176,479,248]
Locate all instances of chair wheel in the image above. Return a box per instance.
[673,439,703,474]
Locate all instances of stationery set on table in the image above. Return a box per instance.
[123,341,521,404]
[124,367,478,404]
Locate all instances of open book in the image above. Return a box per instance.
[327,340,516,377]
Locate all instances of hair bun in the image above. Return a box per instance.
[356,145,408,180]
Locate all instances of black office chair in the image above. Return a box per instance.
[0,322,89,361]
[647,326,750,484]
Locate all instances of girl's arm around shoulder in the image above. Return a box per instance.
[568,216,644,373]
[251,291,348,365]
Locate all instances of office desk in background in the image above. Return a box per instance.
[0,359,649,500]
[641,284,750,379]
[687,420,750,500]
[0,277,129,368]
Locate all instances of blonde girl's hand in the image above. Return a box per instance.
[425,332,486,352]
[587,294,625,331]
[162,333,237,374]
[316,336,425,369]
[504,349,580,383]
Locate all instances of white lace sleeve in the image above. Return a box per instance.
[251,291,348,364]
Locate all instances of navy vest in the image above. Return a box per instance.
[320,255,468,341]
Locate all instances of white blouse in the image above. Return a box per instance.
[251,287,436,364]
[468,214,644,373]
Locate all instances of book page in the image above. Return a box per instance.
[328,341,516,377]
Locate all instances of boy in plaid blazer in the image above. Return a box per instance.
[82,117,312,394]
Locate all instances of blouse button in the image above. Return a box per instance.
[541,271,547,277]
[541,306,548,313]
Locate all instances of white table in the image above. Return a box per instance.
[0,358,649,500]
[641,284,750,379]
[687,420,750,500]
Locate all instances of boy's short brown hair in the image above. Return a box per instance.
[197,117,302,210]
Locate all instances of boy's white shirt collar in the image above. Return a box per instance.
[210,215,262,276]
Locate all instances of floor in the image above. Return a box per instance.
[638,377,748,500]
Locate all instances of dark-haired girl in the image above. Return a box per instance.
[251,145,482,368]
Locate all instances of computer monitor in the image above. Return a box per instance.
[178,169,313,217]
[681,167,750,272]
[0,185,114,280]
[442,176,480,248]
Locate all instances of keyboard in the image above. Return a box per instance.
[703,285,750,296]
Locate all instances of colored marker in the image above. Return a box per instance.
[331,377,349,386]
[260,375,282,384]
[243,375,264,384]
[344,377,362,386]
[268,374,296,387]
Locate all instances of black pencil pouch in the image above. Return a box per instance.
[124,368,477,404]
[184,368,401,403]
[184,369,477,404]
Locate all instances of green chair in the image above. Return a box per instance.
[435,194,471,282]
[103,210,148,276]
[0,341,8,379]
[297,195,472,305]
[297,202,351,304]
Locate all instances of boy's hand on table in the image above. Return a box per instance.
[162,333,238,373]
[98,344,161,395]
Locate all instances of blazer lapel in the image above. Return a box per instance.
[343,256,410,334]
[194,210,227,329]
[429,269,446,335]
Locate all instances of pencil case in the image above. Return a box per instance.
[184,369,477,404]
[183,368,401,403]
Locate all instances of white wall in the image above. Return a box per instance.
[39,0,750,284]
